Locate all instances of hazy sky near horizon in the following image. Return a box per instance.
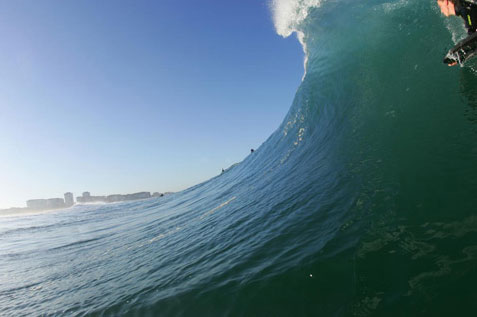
[0,0,303,209]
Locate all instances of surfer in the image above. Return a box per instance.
[438,0,477,65]
[438,0,477,33]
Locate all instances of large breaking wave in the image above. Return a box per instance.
[2,0,477,315]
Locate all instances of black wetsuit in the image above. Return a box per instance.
[443,0,477,64]
[455,0,477,34]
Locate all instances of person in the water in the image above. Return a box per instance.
[438,0,477,65]
[438,0,477,34]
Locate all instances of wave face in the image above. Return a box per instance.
[3,0,477,315]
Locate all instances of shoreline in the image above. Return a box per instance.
[0,194,171,217]
[1,191,170,217]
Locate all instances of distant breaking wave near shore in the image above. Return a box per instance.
[2,0,477,315]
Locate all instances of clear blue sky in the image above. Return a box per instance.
[0,0,303,209]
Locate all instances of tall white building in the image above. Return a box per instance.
[64,192,74,207]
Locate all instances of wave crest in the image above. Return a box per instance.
[271,0,322,37]
[271,0,323,76]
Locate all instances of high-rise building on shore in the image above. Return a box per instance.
[64,192,74,207]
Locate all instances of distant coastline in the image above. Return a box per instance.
[0,191,170,216]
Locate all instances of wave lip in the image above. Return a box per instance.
[271,0,322,37]
[270,0,323,76]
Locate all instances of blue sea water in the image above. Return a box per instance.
[3,0,477,315]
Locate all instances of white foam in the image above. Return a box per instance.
[381,0,409,13]
[271,0,322,38]
[270,0,323,76]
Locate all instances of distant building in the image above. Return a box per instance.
[64,192,74,207]
[26,198,65,210]
[107,192,152,203]
[76,191,151,204]
[26,199,48,210]
[77,191,105,203]
[47,198,65,209]
[106,194,124,203]
[124,192,151,200]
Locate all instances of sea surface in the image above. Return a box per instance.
[2,0,477,315]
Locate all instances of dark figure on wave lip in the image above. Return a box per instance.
[438,0,477,66]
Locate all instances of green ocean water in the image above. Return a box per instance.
[2,0,477,315]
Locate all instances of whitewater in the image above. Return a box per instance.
[2,0,477,315]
